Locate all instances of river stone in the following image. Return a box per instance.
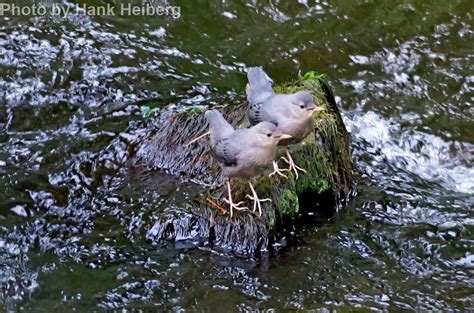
[133,72,355,256]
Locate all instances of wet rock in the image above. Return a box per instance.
[132,73,355,256]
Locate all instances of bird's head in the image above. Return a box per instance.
[291,91,324,118]
[252,122,292,146]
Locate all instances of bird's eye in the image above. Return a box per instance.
[300,104,305,109]
[266,133,272,137]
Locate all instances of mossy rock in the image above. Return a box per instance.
[133,72,355,256]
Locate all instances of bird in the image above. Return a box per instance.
[246,67,324,179]
[205,109,292,217]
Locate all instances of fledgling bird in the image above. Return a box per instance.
[246,67,324,179]
[205,109,291,217]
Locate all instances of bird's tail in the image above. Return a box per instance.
[204,110,234,143]
[246,67,274,105]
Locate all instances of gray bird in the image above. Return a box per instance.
[246,67,324,179]
[205,109,292,217]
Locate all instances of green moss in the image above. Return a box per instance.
[186,107,205,114]
[277,188,299,216]
[291,146,332,195]
[140,105,160,118]
[302,70,327,82]
[267,210,276,228]
[255,176,276,194]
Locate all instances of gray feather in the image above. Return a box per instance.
[205,109,234,144]
[248,102,263,125]
[210,137,241,167]
[248,94,288,126]
[246,67,274,106]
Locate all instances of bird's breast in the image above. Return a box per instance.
[225,145,276,179]
[278,117,313,144]
[245,146,277,166]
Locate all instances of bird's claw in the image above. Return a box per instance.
[282,156,307,179]
[269,168,289,178]
[223,198,249,216]
[245,194,272,202]
[223,199,247,208]
[269,160,290,179]
[245,194,271,217]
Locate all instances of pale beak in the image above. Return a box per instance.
[278,134,293,140]
[309,106,325,115]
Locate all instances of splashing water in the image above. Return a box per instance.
[0,0,473,311]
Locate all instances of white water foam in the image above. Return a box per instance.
[344,111,474,195]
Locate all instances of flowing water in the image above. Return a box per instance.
[0,0,473,311]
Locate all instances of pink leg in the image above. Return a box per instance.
[223,179,249,217]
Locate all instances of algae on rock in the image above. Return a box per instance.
[133,72,355,256]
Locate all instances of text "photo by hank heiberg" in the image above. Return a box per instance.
[0,2,182,19]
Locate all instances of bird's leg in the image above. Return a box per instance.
[269,160,289,179]
[222,179,249,217]
[282,148,307,179]
[245,180,271,217]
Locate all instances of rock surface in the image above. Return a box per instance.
[132,73,355,256]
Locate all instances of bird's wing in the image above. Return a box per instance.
[205,109,235,144]
[210,137,242,167]
[248,98,278,125]
[246,67,274,106]
[248,101,264,125]
[249,94,291,126]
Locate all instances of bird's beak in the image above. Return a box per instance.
[278,134,293,140]
[308,106,325,115]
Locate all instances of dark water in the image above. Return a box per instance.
[1,0,473,311]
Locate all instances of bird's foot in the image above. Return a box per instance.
[245,194,271,217]
[269,167,289,179]
[223,198,249,217]
[282,156,307,180]
[269,161,289,179]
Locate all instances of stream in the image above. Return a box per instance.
[0,0,473,311]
